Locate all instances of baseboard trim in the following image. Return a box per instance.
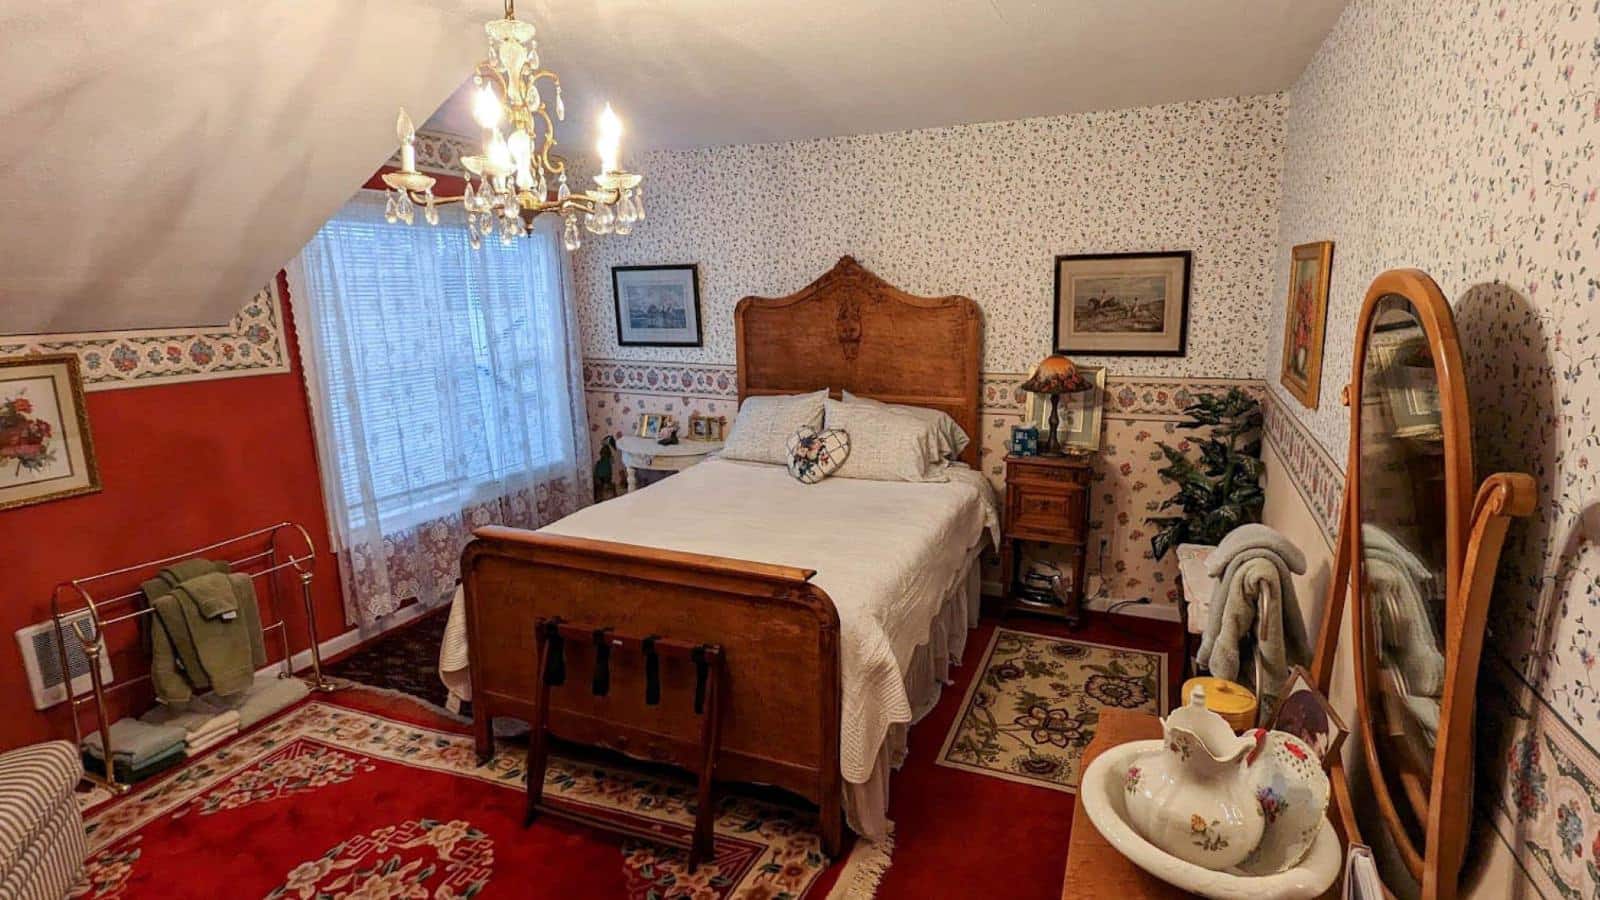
[257,600,440,679]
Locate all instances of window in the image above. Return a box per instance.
[293,191,582,532]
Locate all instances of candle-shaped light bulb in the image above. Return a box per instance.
[596,103,623,173]
[486,129,514,176]
[396,108,417,172]
[472,84,503,129]
[507,129,534,189]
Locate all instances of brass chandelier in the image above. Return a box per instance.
[382,0,643,251]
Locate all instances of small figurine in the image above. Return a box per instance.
[593,436,624,502]
[657,424,680,445]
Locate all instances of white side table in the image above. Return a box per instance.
[615,435,723,492]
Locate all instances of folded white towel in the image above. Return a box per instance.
[185,726,238,756]
[186,710,241,743]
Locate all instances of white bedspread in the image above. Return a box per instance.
[500,457,997,786]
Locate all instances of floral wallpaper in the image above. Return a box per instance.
[583,365,1260,608]
[0,281,290,390]
[1263,0,1600,895]
[570,93,1286,378]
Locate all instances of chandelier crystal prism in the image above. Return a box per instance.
[381,0,643,252]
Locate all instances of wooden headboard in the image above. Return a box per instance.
[735,256,983,468]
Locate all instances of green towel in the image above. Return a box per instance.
[178,570,239,621]
[142,559,267,703]
[172,575,255,697]
[150,593,205,702]
[228,572,268,669]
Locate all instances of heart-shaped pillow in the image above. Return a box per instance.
[785,426,850,484]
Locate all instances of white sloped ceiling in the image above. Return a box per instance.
[0,0,485,333]
[2,0,1350,334]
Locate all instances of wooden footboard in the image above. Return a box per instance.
[460,525,845,853]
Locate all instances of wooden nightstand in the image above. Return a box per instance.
[999,453,1093,624]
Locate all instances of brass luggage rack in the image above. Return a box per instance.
[50,521,338,794]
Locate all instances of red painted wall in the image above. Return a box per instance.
[0,272,344,750]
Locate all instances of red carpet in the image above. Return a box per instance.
[73,611,1180,899]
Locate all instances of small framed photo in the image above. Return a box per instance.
[1,354,101,510]
[1269,666,1348,769]
[1054,251,1191,357]
[1024,365,1107,451]
[613,264,703,347]
[637,413,667,439]
[688,413,726,442]
[1279,241,1334,409]
[1009,425,1039,456]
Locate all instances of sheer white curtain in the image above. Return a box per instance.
[288,191,590,627]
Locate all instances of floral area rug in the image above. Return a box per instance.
[71,698,835,899]
[936,629,1167,793]
[323,609,466,719]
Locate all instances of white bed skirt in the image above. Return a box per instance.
[845,553,981,841]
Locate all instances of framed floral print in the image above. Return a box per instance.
[1054,251,1191,357]
[612,264,703,347]
[1278,240,1334,409]
[1,354,100,510]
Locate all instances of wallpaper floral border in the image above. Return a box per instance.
[583,365,1260,606]
[0,281,290,391]
[1262,393,1343,542]
[384,130,476,177]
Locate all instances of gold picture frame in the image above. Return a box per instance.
[688,413,726,442]
[0,354,101,510]
[1023,365,1106,451]
[1278,240,1334,409]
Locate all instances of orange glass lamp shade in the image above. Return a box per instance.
[1020,354,1092,455]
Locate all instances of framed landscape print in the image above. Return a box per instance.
[1024,365,1106,451]
[1054,251,1191,357]
[612,264,703,347]
[1278,240,1334,409]
[0,354,100,510]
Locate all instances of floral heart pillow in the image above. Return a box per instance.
[785,426,850,484]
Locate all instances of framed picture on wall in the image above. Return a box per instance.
[1024,365,1107,451]
[1054,251,1191,357]
[1278,240,1334,409]
[0,354,100,511]
[612,264,703,347]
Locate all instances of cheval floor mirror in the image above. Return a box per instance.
[1307,269,1536,899]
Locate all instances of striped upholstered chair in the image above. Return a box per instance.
[0,741,88,900]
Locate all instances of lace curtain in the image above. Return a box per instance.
[287,191,590,627]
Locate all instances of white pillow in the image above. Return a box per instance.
[823,399,949,482]
[839,390,970,461]
[720,389,829,465]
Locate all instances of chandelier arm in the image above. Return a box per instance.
[405,191,465,207]
[532,105,565,175]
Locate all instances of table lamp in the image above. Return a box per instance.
[1020,353,1092,455]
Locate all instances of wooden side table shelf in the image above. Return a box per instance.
[616,435,723,492]
[999,453,1093,624]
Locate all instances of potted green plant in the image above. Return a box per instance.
[1147,388,1264,561]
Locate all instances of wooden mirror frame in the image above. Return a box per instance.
[1308,269,1536,900]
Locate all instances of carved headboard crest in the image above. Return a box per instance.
[734,256,982,467]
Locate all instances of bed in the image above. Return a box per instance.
[459,256,988,851]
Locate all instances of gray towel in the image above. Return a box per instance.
[1197,537,1311,717]
[1205,523,1307,579]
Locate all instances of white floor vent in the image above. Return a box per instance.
[14,612,113,711]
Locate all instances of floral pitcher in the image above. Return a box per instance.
[1122,686,1268,870]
